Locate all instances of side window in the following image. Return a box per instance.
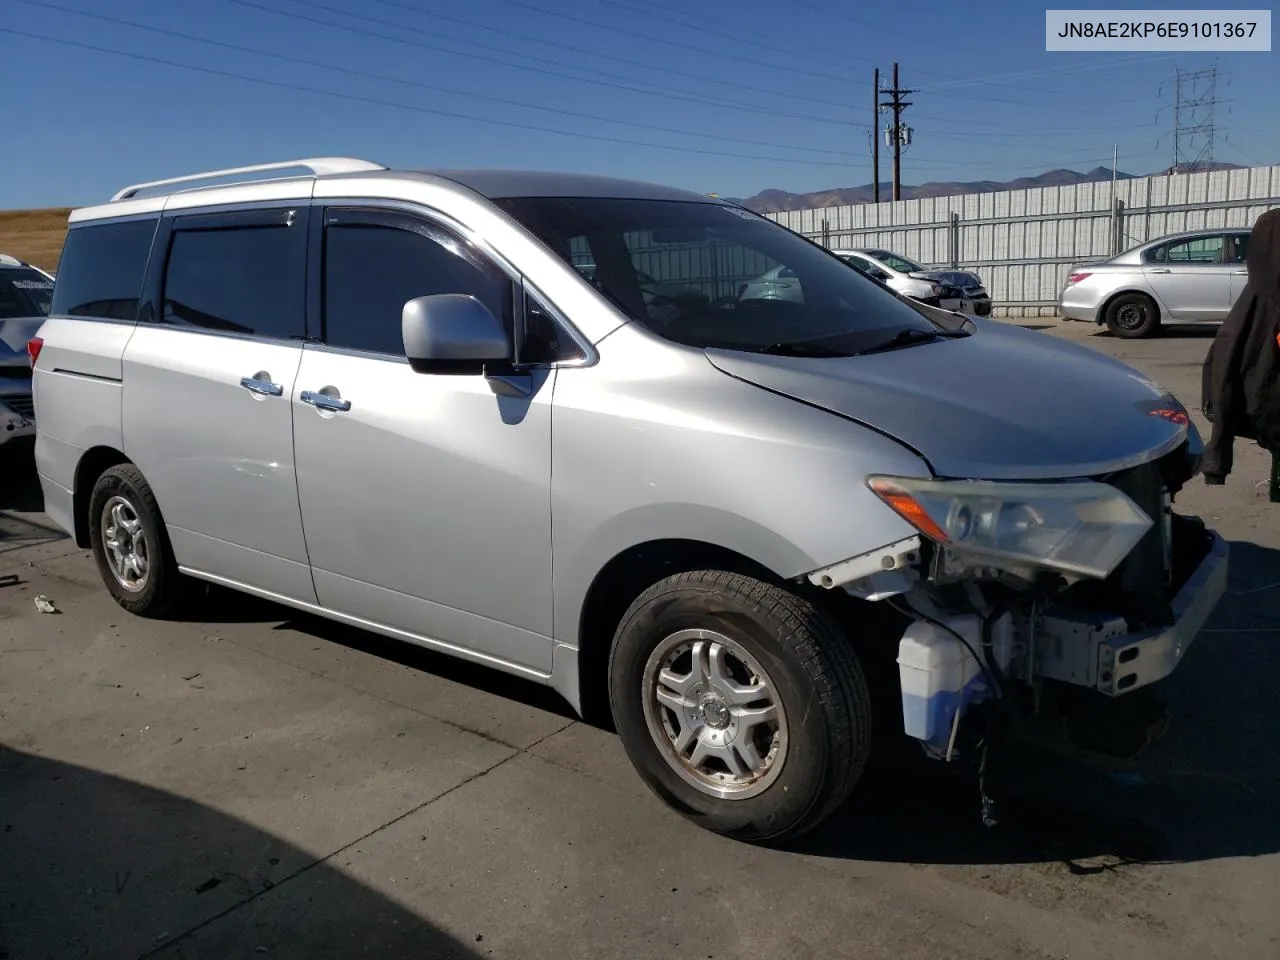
[1163,235,1224,264]
[161,217,305,339]
[50,218,157,321]
[323,215,511,356]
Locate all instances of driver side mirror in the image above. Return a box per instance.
[402,294,512,376]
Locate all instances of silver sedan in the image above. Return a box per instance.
[1059,228,1251,338]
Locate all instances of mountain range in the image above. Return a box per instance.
[730,162,1251,214]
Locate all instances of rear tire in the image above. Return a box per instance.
[608,570,872,844]
[1104,293,1160,339]
[88,464,183,617]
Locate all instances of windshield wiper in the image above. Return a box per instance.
[757,341,849,357]
[855,327,966,355]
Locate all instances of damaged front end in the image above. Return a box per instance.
[804,436,1228,761]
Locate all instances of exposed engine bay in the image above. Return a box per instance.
[804,436,1229,771]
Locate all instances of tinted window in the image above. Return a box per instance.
[162,223,304,338]
[496,196,939,356]
[0,266,54,318]
[1149,235,1224,264]
[522,292,584,365]
[867,249,922,273]
[323,219,511,356]
[51,219,157,321]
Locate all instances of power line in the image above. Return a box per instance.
[487,0,863,83]
[614,0,877,66]
[19,0,856,159]
[0,27,857,168]
[237,0,859,119]
[918,53,1177,93]
[786,0,961,62]
[593,0,881,70]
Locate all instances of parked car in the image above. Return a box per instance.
[32,158,1226,844]
[844,248,993,317]
[740,257,948,308]
[1059,228,1251,339]
[0,253,53,451]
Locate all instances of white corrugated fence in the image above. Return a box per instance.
[766,164,1280,317]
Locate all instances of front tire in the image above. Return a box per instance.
[1104,292,1160,339]
[88,464,182,617]
[608,570,872,844]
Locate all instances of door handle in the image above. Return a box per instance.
[240,375,283,397]
[300,390,352,412]
[1148,268,1172,274]
[1233,269,1248,275]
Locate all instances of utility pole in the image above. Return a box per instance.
[879,62,915,201]
[1167,65,1220,173]
[872,67,880,204]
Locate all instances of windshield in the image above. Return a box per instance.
[0,266,54,319]
[496,197,939,356]
[865,249,923,274]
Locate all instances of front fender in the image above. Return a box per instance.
[549,325,930,645]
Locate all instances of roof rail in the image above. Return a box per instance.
[110,157,387,202]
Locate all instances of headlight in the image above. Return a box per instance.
[867,476,1154,580]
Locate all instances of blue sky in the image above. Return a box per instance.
[2,0,1276,208]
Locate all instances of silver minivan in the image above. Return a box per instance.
[31,159,1228,843]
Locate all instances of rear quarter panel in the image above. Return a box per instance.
[33,316,133,498]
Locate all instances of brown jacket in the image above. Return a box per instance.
[1202,208,1280,483]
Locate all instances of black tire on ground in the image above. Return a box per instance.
[608,570,873,844]
[87,463,183,617]
[1104,292,1160,339]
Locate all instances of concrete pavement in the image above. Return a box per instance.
[2,319,1278,960]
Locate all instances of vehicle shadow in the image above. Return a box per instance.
[1092,323,1218,340]
[185,584,576,721]
[794,537,1280,868]
[0,745,490,960]
[0,441,51,517]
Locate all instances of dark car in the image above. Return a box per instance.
[0,254,53,450]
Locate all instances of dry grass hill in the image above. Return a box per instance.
[0,209,73,273]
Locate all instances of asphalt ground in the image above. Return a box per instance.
[1,317,1277,960]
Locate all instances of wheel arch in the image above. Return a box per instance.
[72,445,132,547]
[571,535,902,728]
[574,538,784,725]
[1100,287,1162,326]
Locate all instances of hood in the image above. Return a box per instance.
[912,269,984,288]
[1247,208,1280,298]
[0,316,45,367]
[704,319,1189,480]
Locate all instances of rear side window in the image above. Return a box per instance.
[162,219,305,340]
[0,267,54,318]
[322,216,511,357]
[51,219,157,321]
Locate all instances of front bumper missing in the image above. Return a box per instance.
[1035,531,1229,696]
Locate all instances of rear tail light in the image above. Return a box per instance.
[1065,271,1092,286]
[27,336,43,368]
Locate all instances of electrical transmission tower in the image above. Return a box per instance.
[1167,66,1220,173]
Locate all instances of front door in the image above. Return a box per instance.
[1143,233,1232,322]
[291,206,555,673]
[121,206,316,603]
